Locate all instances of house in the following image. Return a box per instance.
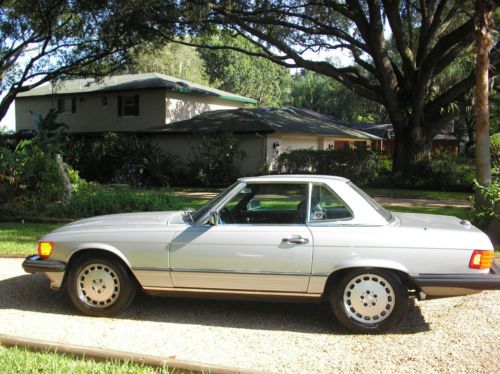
[145,107,381,175]
[347,122,466,155]
[15,73,256,133]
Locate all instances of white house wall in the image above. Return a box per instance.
[16,89,166,132]
[266,135,320,166]
[16,89,245,132]
[164,92,242,124]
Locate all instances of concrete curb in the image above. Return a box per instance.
[0,334,269,374]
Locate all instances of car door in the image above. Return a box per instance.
[169,182,313,292]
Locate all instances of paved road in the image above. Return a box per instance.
[0,258,497,373]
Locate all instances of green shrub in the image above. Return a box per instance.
[470,180,500,230]
[272,148,389,187]
[188,128,245,187]
[375,152,475,191]
[52,185,179,219]
[491,133,500,179]
[15,145,66,206]
[63,133,177,187]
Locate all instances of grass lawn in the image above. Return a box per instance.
[0,346,176,373]
[386,205,470,220]
[173,197,209,210]
[366,188,471,201]
[0,223,62,256]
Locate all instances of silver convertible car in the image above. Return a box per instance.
[23,175,500,332]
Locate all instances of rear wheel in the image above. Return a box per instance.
[330,268,408,333]
[67,256,136,317]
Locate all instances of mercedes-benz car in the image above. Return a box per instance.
[22,175,500,332]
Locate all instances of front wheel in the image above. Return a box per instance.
[330,268,408,333]
[67,256,137,317]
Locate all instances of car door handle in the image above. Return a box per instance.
[282,236,309,244]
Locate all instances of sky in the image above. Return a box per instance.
[0,97,15,131]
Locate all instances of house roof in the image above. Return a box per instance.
[17,73,257,104]
[347,122,465,141]
[144,107,382,140]
[347,123,394,139]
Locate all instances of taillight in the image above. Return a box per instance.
[469,250,493,269]
[38,242,54,259]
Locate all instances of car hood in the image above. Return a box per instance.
[52,211,184,233]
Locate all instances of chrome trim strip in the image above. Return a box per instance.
[143,286,322,298]
[132,266,169,272]
[172,268,310,276]
[134,267,330,278]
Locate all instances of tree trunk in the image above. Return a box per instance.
[475,0,494,188]
[392,123,430,173]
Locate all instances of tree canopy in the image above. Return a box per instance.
[126,42,210,86]
[0,0,179,122]
[171,0,499,172]
[290,69,386,123]
[198,33,292,107]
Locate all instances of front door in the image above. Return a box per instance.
[170,183,313,292]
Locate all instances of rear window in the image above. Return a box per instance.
[348,182,394,223]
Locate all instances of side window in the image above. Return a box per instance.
[117,95,139,117]
[309,184,352,222]
[219,183,308,224]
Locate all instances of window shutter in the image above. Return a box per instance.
[117,96,123,117]
[71,98,76,113]
[134,95,139,116]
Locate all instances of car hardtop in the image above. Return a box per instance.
[238,174,350,184]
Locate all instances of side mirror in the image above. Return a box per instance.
[208,211,219,226]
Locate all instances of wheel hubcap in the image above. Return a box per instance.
[77,263,120,308]
[343,274,395,324]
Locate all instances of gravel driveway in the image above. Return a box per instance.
[0,258,498,373]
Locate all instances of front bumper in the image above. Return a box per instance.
[22,255,66,291]
[413,262,500,298]
[22,255,66,273]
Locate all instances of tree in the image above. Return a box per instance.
[0,0,179,123]
[198,33,292,107]
[127,42,210,85]
[290,69,387,122]
[475,0,496,188]
[170,1,500,172]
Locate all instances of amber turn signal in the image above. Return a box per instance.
[38,241,54,259]
[469,250,493,270]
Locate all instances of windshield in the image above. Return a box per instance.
[348,182,394,223]
[191,182,240,223]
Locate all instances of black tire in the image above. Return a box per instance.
[66,255,137,317]
[330,268,408,333]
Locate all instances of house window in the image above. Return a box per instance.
[57,98,76,114]
[101,96,108,107]
[117,95,139,117]
[334,140,348,150]
[354,141,367,149]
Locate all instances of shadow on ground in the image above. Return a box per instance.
[0,273,430,335]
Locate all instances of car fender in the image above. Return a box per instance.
[330,259,410,274]
[309,259,411,294]
[67,243,132,269]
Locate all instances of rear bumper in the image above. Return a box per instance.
[22,255,66,273]
[413,262,500,298]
